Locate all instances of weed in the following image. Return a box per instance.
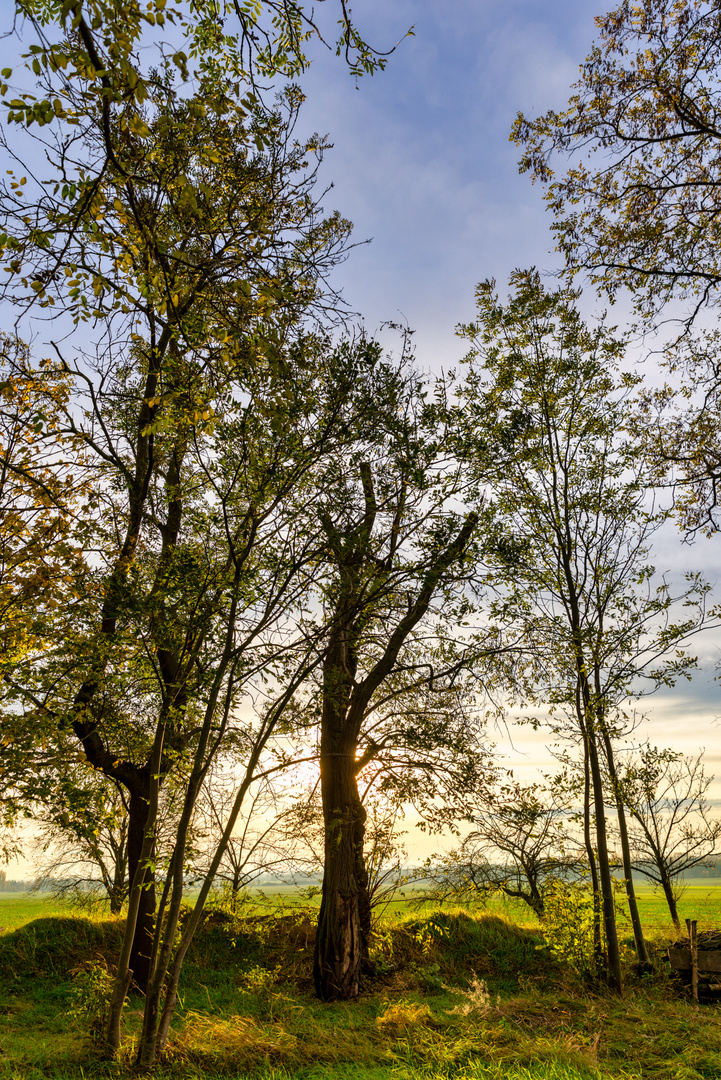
[376,997,432,1031]
[67,958,114,1046]
[444,974,492,1015]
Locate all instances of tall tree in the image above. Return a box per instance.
[0,21,357,990]
[0,1,411,1061]
[512,0,721,592]
[309,361,482,1001]
[454,271,706,989]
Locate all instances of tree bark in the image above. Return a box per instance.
[313,735,370,1001]
[614,798,649,963]
[126,780,156,994]
[581,729,603,972]
[585,720,622,991]
[661,874,681,930]
[595,704,651,967]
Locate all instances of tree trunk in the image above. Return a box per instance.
[126,782,156,994]
[579,698,603,975]
[106,734,163,1055]
[528,890,545,917]
[599,728,650,966]
[586,724,622,992]
[661,874,681,930]
[108,829,128,916]
[313,736,371,1001]
[611,792,650,964]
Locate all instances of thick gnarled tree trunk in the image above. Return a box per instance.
[313,734,371,1001]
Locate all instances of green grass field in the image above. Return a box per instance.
[0,885,720,1080]
[4,880,721,935]
[0,893,90,933]
[446,882,721,935]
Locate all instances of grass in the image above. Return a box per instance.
[0,893,87,933]
[0,887,720,1079]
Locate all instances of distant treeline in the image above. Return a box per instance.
[679,863,721,879]
[0,880,30,892]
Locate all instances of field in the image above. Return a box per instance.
[1,885,720,1080]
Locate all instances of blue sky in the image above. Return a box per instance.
[295,0,603,368]
[293,0,721,814]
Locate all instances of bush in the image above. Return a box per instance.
[68,958,115,1046]
[541,880,599,982]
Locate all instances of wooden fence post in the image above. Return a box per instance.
[686,918,699,1004]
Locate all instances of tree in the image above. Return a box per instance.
[454,271,707,989]
[512,0,721,553]
[426,782,581,918]
[32,769,130,914]
[125,341,465,1069]
[190,769,300,913]
[309,363,483,1001]
[512,0,721,325]
[0,25,413,1066]
[618,746,721,928]
[0,4,414,1064]
[1,74,352,1003]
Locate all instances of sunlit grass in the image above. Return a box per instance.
[0,893,77,933]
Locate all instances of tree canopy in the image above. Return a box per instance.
[513,0,721,323]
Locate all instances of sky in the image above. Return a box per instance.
[4,0,721,875]
[288,0,721,810]
[294,0,604,366]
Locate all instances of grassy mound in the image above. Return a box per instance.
[185,905,552,994]
[0,915,124,980]
[392,910,547,984]
[0,906,549,994]
[2,905,719,1080]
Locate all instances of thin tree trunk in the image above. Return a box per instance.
[153,763,258,1055]
[135,603,247,1070]
[108,825,128,915]
[152,665,318,1060]
[585,719,622,992]
[126,782,156,994]
[662,874,682,930]
[559,523,620,990]
[600,726,650,966]
[613,796,649,963]
[579,695,603,973]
